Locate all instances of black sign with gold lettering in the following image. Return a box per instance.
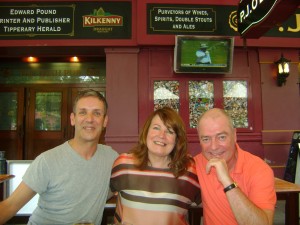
[237,0,277,37]
[237,0,300,38]
[147,4,300,38]
[0,2,131,39]
[148,4,216,33]
[148,4,219,34]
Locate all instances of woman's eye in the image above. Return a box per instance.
[166,129,175,135]
[153,126,160,130]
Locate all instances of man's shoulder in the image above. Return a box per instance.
[35,142,68,159]
[239,149,266,164]
[97,143,115,151]
[239,148,273,174]
[97,144,119,158]
[193,152,205,163]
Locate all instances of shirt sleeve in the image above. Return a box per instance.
[23,154,51,194]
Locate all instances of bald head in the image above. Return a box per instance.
[197,108,234,131]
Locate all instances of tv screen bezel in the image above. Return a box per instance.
[174,35,234,74]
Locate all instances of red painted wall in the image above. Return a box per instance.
[259,49,300,178]
[137,47,265,157]
[105,47,140,153]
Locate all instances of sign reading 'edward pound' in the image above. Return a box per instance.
[237,0,300,38]
[0,5,73,35]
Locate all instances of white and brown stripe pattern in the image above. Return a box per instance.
[110,153,201,225]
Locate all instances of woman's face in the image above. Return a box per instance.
[146,115,177,160]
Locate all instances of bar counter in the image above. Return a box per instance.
[275,177,300,225]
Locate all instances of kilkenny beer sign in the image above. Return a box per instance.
[82,7,124,27]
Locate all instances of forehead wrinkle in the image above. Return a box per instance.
[201,131,228,138]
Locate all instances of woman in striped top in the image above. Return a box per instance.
[110,107,201,225]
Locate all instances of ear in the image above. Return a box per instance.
[103,115,108,128]
[233,128,237,142]
[70,112,75,126]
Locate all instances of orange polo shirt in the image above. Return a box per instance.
[194,144,276,225]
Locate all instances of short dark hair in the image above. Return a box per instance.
[73,89,108,115]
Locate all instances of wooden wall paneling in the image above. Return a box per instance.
[259,48,300,177]
[105,47,140,153]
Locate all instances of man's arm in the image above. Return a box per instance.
[206,158,274,225]
[225,185,274,225]
[0,181,36,225]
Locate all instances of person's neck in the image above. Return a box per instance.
[148,155,171,169]
[68,138,98,160]
[227,150,238,172]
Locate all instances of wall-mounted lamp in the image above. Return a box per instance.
[274,54,290,86]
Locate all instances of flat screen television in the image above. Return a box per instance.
[174,35,234,74]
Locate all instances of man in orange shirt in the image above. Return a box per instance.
[194,108,276,225]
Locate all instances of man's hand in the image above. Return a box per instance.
[206,158,233,187]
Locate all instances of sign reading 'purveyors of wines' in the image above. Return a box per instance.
[148,4,216,33]
[0,2,131,39]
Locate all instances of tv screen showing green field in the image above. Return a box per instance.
[174,36,234,74]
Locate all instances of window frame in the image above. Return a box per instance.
[151,77,254,134]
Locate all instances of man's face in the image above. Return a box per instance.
[70,96,108,143]
[197,115,236,163]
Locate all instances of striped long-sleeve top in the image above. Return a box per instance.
[110,153,201,225]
